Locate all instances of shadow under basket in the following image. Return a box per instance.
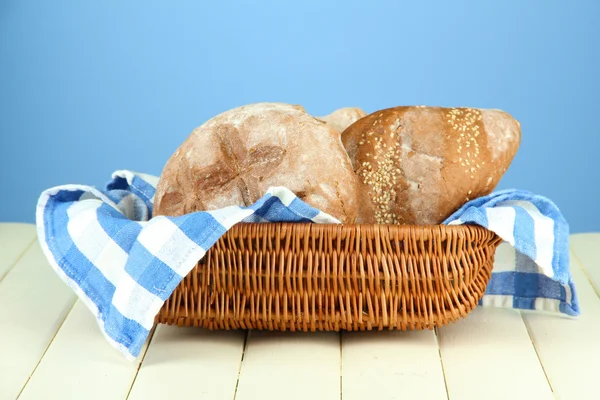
[155,223,502,331]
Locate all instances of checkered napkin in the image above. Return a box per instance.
[36,170,579,360]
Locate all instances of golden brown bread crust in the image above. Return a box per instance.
[341,106,521,225]
[154,102,359,223]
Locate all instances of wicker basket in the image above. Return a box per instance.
[155,223,501,331]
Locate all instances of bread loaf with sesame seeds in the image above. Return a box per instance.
[317,107,367,134]
[153,102,359,223]
[341,106,521,225]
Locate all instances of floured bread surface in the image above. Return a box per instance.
[341,106,521,225]
[317,107,366,134]
[154,102,359,223]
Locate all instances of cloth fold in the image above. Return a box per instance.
[36,170,579,360]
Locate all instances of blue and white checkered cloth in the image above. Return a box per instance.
[36,170,579,360]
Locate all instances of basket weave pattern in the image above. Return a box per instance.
[156,223,501,331]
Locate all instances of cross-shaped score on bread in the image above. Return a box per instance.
[214,124,285,206]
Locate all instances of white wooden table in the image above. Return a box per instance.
[1,222,599,400]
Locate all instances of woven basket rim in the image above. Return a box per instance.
[227,222,492,236]
[230,222,484,228]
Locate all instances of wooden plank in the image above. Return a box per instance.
[235,331,341,400]
[342,330,448,400]
[570,233,600,296]
[0,241,76,400]
[0,223,37,281]
[437,309,553,400]
[18,301,151,400]
[127,325,246,400]
[521,245,600,400]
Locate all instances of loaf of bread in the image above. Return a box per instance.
[341,106,521,225]
[317,107,366,134]
[154,102,359,223]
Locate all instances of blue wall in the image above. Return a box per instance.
[1,1,598,232]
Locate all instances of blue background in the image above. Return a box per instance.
[1,1,598,232]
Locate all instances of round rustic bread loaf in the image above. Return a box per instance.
[341,106,521,225]
[154,102,359,223]
[317,107,366,134]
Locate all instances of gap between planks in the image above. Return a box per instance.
[436,241,555,400]
[18,301,153,400]
[234,330,341,400]
[519,238,600,400]
[520,313,555,394]
[15,300,78,399]
[0,223,37,283]
[126,325,247,400]
[124,326,158,400]
[0,239,36,283]
[434,328,451,400]
[232,330,249,400]
[437,307,553,400]
[0,241,77,400]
